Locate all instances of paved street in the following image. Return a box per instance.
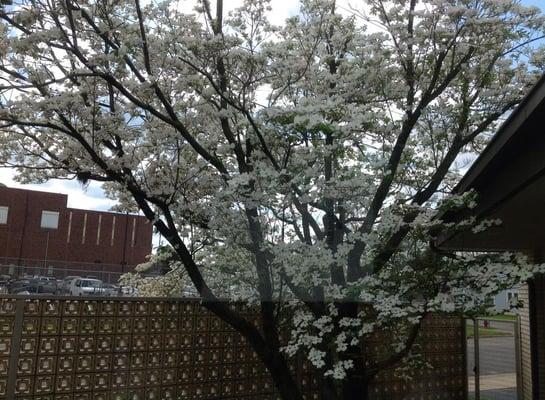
[479,319,517,333]
[468,336,516,375]
[467,334,517,399]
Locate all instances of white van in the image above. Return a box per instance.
[69,278,103,296]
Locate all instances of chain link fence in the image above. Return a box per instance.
[0,257,127,283]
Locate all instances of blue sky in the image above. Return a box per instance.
[525,0,545,7]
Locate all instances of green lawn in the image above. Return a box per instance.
[483,314,517,322]
[466,325,512,338]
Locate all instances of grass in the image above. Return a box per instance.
[466,324,512,338]
[482,314,517,322]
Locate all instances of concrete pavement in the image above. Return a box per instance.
[468,373,516,391]
[467,335,517,399]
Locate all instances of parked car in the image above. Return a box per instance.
[33,276,58,293]
[120,285,139,297]
[8,279,31,294]
[0,275,12,293]
[34,275,56,282]
[8,278,56,295]
[101,283,120,297]
[68,278,104,296]
[59,276,81,294]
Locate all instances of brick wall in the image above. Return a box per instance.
[0,186,152,275]
[518,282,533,400]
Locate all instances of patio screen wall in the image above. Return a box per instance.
[0,296,465,400]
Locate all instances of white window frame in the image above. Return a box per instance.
[41,210,60,229]
[0,206,7,224]
[507,291,518,301]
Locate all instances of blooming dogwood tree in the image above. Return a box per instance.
[1,0,545,398]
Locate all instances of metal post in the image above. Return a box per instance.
[44,231,50,272]
[6,299,24,398]
[474,318,480,400]
[121,212,129,273]
[515,315,523,399]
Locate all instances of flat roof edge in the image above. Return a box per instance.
[66,206,146,219]
[0,185,68,198]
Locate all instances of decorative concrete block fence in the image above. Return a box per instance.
[0,296,466,399]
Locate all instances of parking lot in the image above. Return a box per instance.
[0,273,135,297]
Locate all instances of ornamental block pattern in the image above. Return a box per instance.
[0,297,465,400]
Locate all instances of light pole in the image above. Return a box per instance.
[43,231,50,275]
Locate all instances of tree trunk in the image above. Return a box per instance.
[266,353,304,400]
[343,375,370,400]
[320,374,370,400]
[342,346,370,400]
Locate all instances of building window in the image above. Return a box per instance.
[41,211,59,229]
[0,206,7,224]
[508,291,519,303]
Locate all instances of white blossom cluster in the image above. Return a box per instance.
[1,0,545,393]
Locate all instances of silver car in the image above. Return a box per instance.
[69,278,104,296]
[60,276,81,294]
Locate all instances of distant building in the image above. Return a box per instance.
[0,185,152,280]
[492,287,519,314]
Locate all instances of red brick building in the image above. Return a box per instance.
[0,185,152,279]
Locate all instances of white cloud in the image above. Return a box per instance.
[168,0,300,25]
[0,168,115,212]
